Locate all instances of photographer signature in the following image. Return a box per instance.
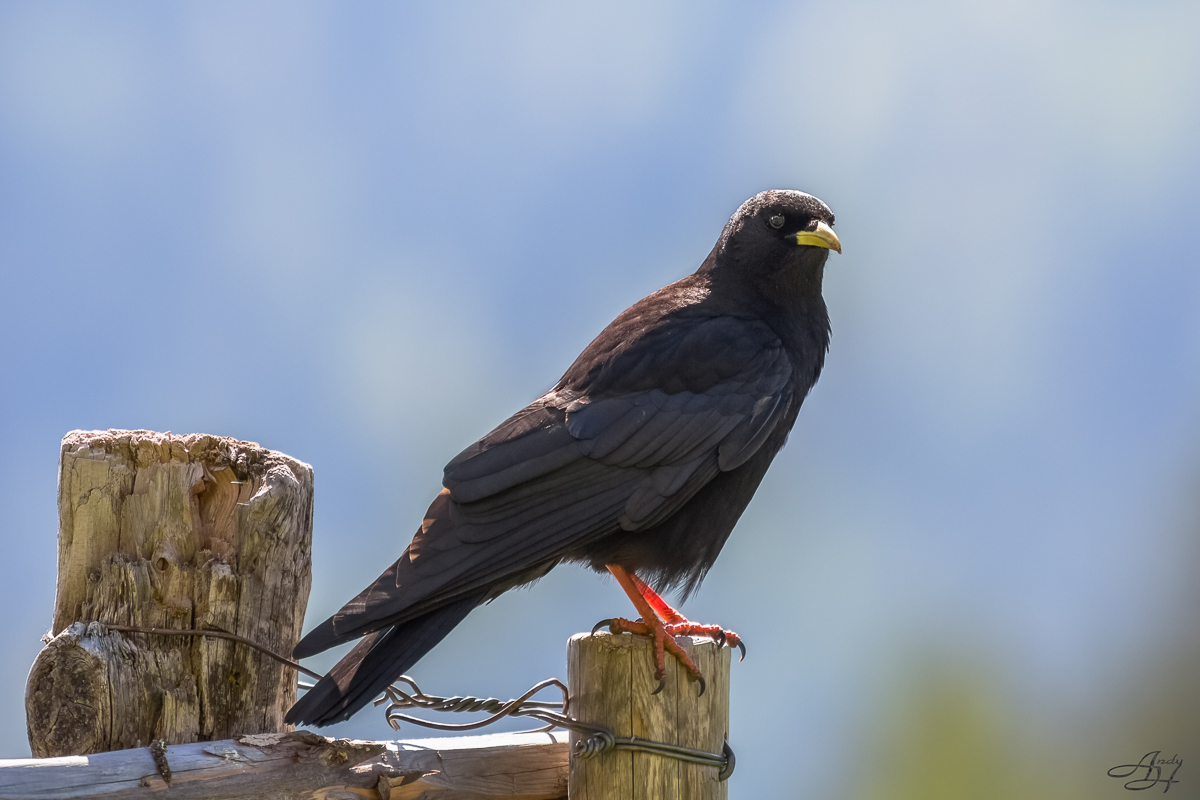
[1107,751,1182,793]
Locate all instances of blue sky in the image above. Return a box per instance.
[1,2,1198,796]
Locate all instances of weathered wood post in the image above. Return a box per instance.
[567,632,730,800]
[26,429,313,758]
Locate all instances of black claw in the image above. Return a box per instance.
[696,674,706,697]
[736,641,747,662]
[651,677,665,695]
[592,619,614,636]
[714,630,726,648]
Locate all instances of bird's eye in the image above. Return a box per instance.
[768,214,785,229]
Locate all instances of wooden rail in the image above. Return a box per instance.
[0,730,568,800]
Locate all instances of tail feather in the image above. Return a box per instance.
[286,592,483,727]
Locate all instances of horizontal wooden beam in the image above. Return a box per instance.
[0,729,568,800]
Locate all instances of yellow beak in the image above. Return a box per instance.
[793,221,842,254]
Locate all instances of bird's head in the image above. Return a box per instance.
[710,190,840,289]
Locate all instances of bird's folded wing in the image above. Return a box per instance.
[310,316,793,645]
[447,315,793,531]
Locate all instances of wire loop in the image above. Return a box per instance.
[371,674,735,781]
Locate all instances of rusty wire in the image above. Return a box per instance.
[360,673,735,780]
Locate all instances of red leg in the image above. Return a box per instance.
[628,570,743,656]
[629,572,685,623]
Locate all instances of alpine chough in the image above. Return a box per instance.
[287,189,841,726]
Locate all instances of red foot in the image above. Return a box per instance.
[605,616,705,693]
[600,565,746,695]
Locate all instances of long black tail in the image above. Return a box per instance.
[285,592,484,727]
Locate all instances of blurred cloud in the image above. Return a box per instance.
[0,6,149,157]
[502,5,691,133]
[183,2,332,112]
[219,129,359,280]
[1037,3,1200,183]
[332,262,501,460]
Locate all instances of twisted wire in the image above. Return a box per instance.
[367,674,735,780]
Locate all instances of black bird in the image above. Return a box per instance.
[287,189,841,726]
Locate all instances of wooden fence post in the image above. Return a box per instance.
[567,632,730,800]
[25,429,313,758]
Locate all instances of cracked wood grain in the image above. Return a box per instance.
[26,430,313,758]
